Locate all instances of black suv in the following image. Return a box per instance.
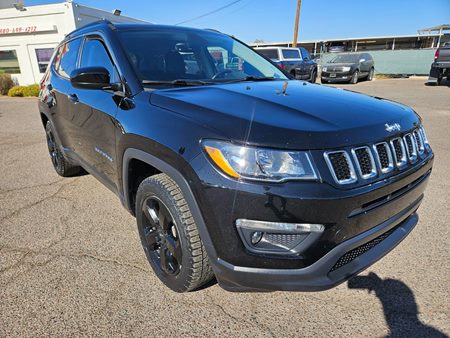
[39,21,433,292]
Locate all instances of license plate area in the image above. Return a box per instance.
[330,73,336,78]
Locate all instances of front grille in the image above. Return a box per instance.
[352,147,376,178]
[325,128,430,185]
[330,227,396,272]
[324,151,356,184]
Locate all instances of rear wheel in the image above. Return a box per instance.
[350,71,359,84]
[136,173,214,292]
[367,68,374,81]
[45,121,82,177]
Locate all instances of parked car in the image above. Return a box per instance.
[321,52,375,84]
[39,21,433,293]
[255,46,317,83]
[427,43,450,85]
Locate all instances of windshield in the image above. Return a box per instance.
[118,28,287,84]
[329,54,359,63]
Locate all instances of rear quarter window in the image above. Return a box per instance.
[282,49,300,59]
[257,49,279,60]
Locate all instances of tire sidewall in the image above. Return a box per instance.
[45,121,65,176]
[135,178,193,292]
[351,71,359,84]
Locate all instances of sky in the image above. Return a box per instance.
[25,0,450,43]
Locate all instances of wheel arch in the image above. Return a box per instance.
[121,148,218,260]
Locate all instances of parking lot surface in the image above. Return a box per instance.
[0,78,449,337]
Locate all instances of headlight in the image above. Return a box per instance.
[203,140,318,182]
[342,66,351,72]
[322,67,327,72]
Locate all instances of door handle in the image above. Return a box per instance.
[67,93,79,104]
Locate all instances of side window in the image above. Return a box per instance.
[282,49,300,59]
[300,48,311,60]
[80,38,119,82]
[54,38,81,78]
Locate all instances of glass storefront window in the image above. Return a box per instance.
[35,48,54,73]
[0,50,20,74]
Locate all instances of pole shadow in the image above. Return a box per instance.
[348,272,448,338]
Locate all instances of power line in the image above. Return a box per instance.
[174,0,242,26]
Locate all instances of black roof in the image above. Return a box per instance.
[65,20,222,40]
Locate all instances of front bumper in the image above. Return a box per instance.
[215,205,419,291]
[321,71,353,82]
[188,151,433,291]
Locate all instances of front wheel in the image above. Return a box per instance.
[136,173,214,292]
[310,69,317,83]
[350,71,359,84]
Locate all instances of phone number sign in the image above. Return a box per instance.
[0,25,56,35]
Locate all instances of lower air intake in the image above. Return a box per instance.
[329,227,396,272]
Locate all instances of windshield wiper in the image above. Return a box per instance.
[223,76,281,83]
[141,79,214,87]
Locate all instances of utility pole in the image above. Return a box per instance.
[292,0,302,47]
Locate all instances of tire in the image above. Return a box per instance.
[350,70,359,84]
[367,68,374,81]
[45,121,82,177]
[437,75,442,85]
[290,70,297,79]
[310,69,317,83]
[135,173,214,292]
[321,78,328,84]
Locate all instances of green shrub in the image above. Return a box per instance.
[23,84,40,97]
[7,84,40,97]
[0,73,14,95]
[7,85,25,97]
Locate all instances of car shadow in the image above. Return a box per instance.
[348,272,448,338]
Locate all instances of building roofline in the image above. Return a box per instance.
[250,33,445,46]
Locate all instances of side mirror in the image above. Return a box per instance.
[70,67,111,90]
[303,57,309,61]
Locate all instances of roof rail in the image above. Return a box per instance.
[65,19,115,39]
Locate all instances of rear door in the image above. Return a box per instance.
[281,48,302,76]
[300,47,314,76]
[66,36,121,190]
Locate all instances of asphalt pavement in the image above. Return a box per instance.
[0,78,449,337]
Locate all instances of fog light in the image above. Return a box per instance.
[251,231,263,245]
[235,219,324,233]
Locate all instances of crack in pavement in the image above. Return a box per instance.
[0,178,80,223]
[0,246,149,283]
[0,178,65,195]
[204,292,276,337]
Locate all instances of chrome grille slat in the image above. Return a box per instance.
[390,137,407,167]
[324,151,357,184]
[351,146,377,179]
[403,133,417,162]
[413,129,425,155]
[373,142,394,174]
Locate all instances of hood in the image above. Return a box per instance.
[323,62,356,67]
[150,80,420,149]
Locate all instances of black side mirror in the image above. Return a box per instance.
[70,67,111,90]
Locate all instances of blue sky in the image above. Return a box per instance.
[26,0,450,43]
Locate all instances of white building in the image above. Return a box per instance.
[0,1,147,85]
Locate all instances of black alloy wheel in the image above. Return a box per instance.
[141,196,182,275]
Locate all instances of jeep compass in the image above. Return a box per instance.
[38,21,433,292]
